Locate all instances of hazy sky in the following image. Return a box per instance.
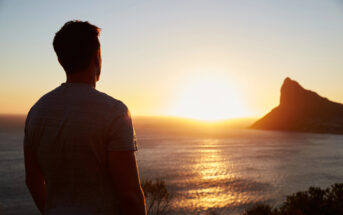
[1,0,342,119]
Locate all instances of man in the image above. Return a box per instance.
[24,20,146,215]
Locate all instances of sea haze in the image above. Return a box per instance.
[1,115,343,215]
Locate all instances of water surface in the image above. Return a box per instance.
[1,117,343,214]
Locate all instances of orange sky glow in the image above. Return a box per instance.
[1,1,343,121]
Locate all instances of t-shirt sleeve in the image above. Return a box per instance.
[107,106,137,151]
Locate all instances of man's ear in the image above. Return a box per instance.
[94,50,101,68]
[94,50,102,81]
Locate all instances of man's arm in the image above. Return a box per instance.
[107,151,146,215]
[24,145,46,214]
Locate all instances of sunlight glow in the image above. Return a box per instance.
[170,75,249,121]
[176,139,242,210]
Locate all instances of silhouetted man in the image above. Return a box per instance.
[24,20,146,215]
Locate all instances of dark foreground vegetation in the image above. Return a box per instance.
[141,180,343,215]
[243,183,343,215]
[141,179,173,215]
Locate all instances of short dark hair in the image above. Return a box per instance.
[53,20,101,74]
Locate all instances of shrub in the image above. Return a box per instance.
[141,179,173,215]
[243,204,275,215]
[242,183,343,215]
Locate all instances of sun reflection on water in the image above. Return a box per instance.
[176,139,246,211]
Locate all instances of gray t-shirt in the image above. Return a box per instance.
[24,83,137,215]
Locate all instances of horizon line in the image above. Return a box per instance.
[0,113,259,122]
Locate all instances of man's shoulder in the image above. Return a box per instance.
[28,86,61,112]
[28,85,129,118]
[92,90,128,114]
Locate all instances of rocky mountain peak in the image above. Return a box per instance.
[251,77,343,134]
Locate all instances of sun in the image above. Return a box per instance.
[170,76,248,121]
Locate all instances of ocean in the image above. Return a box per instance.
[1,115,343,215]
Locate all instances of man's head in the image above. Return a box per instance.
[53,20,101,82]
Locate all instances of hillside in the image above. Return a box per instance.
[251,77,343,134]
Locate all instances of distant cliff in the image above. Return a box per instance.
[251,77,343,134]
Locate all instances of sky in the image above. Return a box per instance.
[0,0,343,120]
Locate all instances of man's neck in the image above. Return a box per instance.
[66,71,96,88]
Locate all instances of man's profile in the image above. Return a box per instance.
[23,20,146,215]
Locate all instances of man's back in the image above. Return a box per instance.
[24,83,137,214]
